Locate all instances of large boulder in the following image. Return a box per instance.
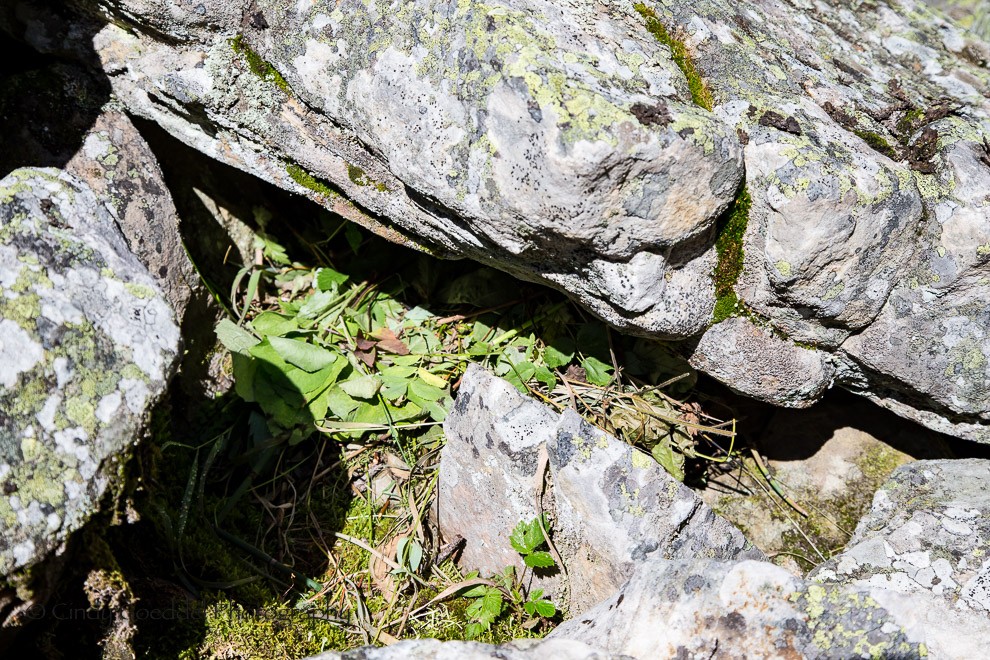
[811,459,990,614]
[0,168,180,624]
[550,557,990,659]
[309,638,626,660]
[439,365,762,612]
[28,0,990,439]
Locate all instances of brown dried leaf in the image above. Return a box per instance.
[374,328,411,355]
[370,534,404,603]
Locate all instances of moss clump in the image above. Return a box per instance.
[347,164,389,193]
[633,4,714,111]
[853,128,898,159]
[229,34,291,94]
[286,163,339,199]
[711,186,751,323]
[895,108,925,138]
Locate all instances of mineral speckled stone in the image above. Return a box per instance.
[439,365,761,611]
[550,558,990,659]
[28,0,990,440]
[307,638,629,660]
[549,409,764,612]
[811,459,990,614]
[0,168,180,576]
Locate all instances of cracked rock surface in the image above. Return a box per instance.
[18,0,990,439]
[811,459,990,614]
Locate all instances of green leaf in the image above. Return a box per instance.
[462,585,490,598]
[316,267,348,291]
[339,374,383,400]
[324,387,360,419]
[523,551,556,569]
[216,319,260,355]
[533,365,557,390]
[268,336,338,372]
[581,356,614,386]
[298,290,337,319]
[249,311,298,338]
[542,339,574,369]
[284,356,346,396]
[510,518,544,555]
[651,440,685,482]
[231,353,258,402]
[503,361,537,392]
[532,599,556,618]
[407,378,446,403]
[345,224,364,254]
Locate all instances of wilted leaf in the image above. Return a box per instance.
[374,327,411,355]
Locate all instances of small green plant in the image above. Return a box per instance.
[461,516,558,639]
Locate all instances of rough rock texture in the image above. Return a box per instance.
[309,638,627,660]
[812,459,990,614]
[63,109,197,320]
[550,409,764,612]
[925,1,990,40]
[439,365,761,611]
[0,167,180,575]
[688,316,834,407]
[30,0,990,439]
[438,364,559,580]
[551,558,990,659]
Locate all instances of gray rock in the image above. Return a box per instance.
[551,558,990,659]
[689,316,834,408]
[811,459,990,614]
[549,409,763,612]
[43,0,990,438]
[438,363,559,581]
[309,638,628,660]
[0,168,180,575]
[439,365,761,611]
[64,109,197,321]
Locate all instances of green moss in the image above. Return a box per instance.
[633,4,714,110]
[711,186,751,323]
[896,108,925,137]
[229,34,292,94]
[853,129,898,159]
[286,163,339,199]
[347,164,389,193]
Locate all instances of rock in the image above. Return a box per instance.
[0,168,180,614]
[0,29,196,324]
[924,1,990,41]
[688,316,834,407]
[550,558,990,659]
[439,365,761,611]
[811,459,990,614]
[438,363,560,581]
[64,109,198,320]
[550,409,763,612]
[35,0,990,439]
[308,638,628,660]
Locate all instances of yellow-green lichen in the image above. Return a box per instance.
[633,4,714,111]
[712,186,751,323]
[229,34,292,94]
